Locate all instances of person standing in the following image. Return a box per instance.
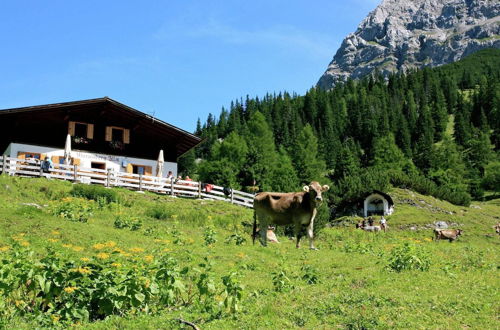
[380,216,387,232]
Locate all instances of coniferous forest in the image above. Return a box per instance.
[179,48,500,219]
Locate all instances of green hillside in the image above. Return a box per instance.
[190,48,500,216]
[0,176,498,329]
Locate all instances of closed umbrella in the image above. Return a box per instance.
[64,134,72,165]
[156,150,164,178]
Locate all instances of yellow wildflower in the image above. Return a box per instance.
[96,252,109,260]
[144,255,154,263]
[424,238,432,242]
[18,233,26,237]
[80,257,90,262]
[51,314,60,323]
[171,214,178,219]
[236,252,246,259]
[92,243,105,250]
[154,239,163,243]
[111,262,121,268]
[48,238,59,243]
[20,241,30,247]
[143,278,151,288]
[162,248,171,253]
[207,215,213,220]
[14,300,24,307]
[51,230,61,235]
[71,266,92,274]
[104,241,117,248]
[62,244,73,248]
[64,286,78,293]
[0,246,10,252]
[72,246,84,252]
[129,247,145,253]
[113,247,124,253]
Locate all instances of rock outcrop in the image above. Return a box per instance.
[317,0,500,89]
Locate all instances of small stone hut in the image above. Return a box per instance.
[362,190,394,217]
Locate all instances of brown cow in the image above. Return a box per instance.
[253,181,329,249]
[434,228,463,242]
[494,223,500,236]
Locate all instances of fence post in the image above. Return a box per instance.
[230,189,234,204]
[139,174,143,191]
[198,182,202,199]
[39,162,43,177]
[1,155,5,175]
[170,180,174,196]
[106,169,111,187]
[73,165,78,182]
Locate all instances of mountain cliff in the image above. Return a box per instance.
[317,0,500,89]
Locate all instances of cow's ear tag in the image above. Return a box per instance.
[322,185,330,192]
[303,185,310,192]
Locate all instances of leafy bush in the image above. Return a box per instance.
[71,184,118,205]
[203,227,217,246]
[225,233,247,245]
[114,215,143,231]
[387,243,431,272]
[49,197,94,223]
[0,241,245,325]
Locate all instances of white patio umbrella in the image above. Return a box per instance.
[64,134,72,165]
[156,149,164,178]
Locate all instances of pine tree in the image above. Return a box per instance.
[291,124,327,184]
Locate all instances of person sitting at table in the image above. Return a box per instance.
[41,157,53,174]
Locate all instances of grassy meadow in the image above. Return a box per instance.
[0,175,498,329]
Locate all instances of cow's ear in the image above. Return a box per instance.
[322,185,330,192]
[303,185,310,192]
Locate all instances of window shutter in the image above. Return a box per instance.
[126,163,133,173]
[105,127,112,141]
[124,129,130,144]
[68,122,76,136]
[17,152,26,160]
[87,124,94,139]
[72,158,81,166]
[145,166,152,176]
[51,156,60,164]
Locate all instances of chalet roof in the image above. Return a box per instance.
[0,97,202,158]
[364,190,394,206]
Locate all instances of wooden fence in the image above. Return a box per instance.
[0,156,254,208]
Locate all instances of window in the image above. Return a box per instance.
[75,123,88,138]
[132,165,145,175]
[68,121,94,140]
[17,152,41,160]
[91,162,106,170]
[112,128,124,142]
[105,126,130,144]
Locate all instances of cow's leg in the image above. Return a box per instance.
[294,222,302,248]
[308,209,317,250]
[259,217,268,247]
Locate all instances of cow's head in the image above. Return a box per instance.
[457,229,463,236]
[303,181,329,204]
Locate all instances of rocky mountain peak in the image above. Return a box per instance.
[317,0,500,89]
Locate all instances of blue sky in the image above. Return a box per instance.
[0,0,379,132]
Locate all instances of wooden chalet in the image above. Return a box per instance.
[0,97,201,176]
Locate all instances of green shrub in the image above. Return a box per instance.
[49,197,94,223]
[203,227,217,246]
[387,243,431,272]
[114,215,143,231]
[71,184,119,205]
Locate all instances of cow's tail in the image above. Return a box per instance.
[252,211,257,245]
